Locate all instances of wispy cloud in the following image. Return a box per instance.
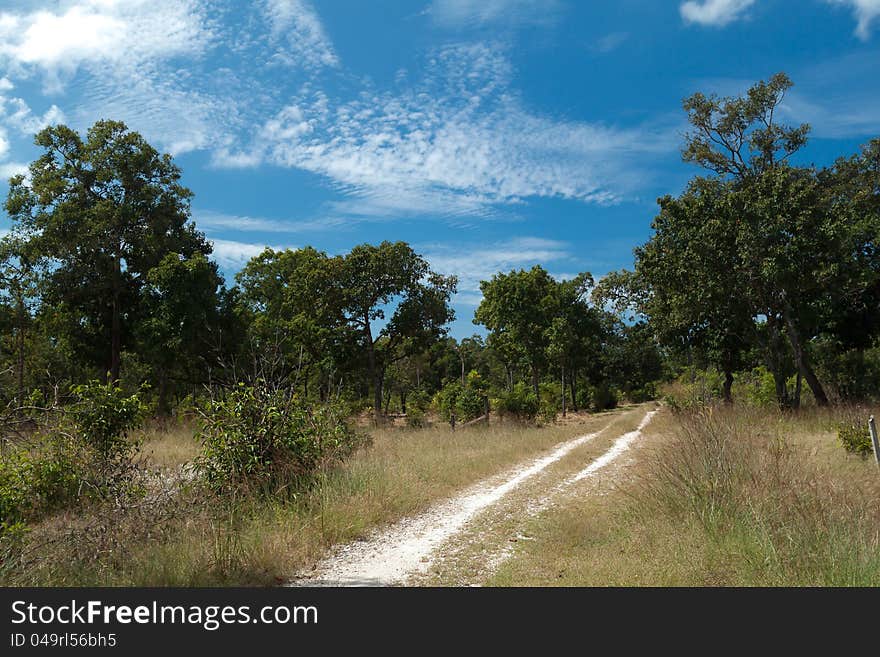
[428,0,563,28]
[680,0,755,26]
[591,32,630,54]
[423,236,574,305]
[262,0,339,69]
[220,43,675,217]
[196,209,349,234]
[827,0,880,39]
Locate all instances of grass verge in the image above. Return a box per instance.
[489,404,880,586]
[1,410,629,586]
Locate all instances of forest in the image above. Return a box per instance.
[1,73,879,586]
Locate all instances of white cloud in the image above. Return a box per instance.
[592,32,630,54]
[827,0,880,39]
[0,161,28,180]
[0,1,213,90]
[196,209,348,233]
[0,94,65,136]
[262,0,339,69]
[680,0,755,26]
[423,236,573,305]
[429,0,562,27]
[209,238,288,269]
[221,43,674,217]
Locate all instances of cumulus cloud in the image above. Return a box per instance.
[0,1,212,91]
[827,0,880,39]
[680,0,755,26]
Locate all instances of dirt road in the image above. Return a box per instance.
[291,407,657,586]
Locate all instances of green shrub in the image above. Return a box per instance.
[496,382,540,422]
[838,420,875,458]
[195,382,366,495]
[405,388,431,427]
[538,382,562,423]
[589,383,618,412]
[434,377,486,425]
[69,380,144,459]
[0,438,80,537]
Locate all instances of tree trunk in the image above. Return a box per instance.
[793,370,802,410]
[400,389,407,414]
[157,371,170,417]
[570,370,578,412]
[109,256,122,384]
[763,316,790,409]
[561,364,567,417]
[781,305,828,406]
[365,316,382,420]
[15,296,25,406]
[722,369,733,404]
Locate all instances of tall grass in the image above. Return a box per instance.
[491,404,880,586]
[1,412,623,586]
[641,406,880,585]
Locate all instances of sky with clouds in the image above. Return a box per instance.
[1,0,879,337]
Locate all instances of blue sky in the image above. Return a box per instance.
[1,0,879,338]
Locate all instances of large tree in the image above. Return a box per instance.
[475,266,559,396]
[4,120,212,384]
[679,73,831,404]
[336,241,457,420]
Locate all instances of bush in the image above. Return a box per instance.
[434,376,486,425]
[69,380,144,459]
[838,420,875,458]
[1,381,145,538]
[405,388,431,427]
[589,383,618,412]
[496,382,540,422]
[195,382,365,495]
[538,382,561,423]
[0,438,81,538]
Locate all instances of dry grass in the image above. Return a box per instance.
[3,410,632,586]
[489,404,880,586]
[136,420,202,470]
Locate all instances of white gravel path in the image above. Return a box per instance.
[292,409,656,586]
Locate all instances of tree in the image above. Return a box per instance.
[680,73,832,405]
[475,266,559,396]
[4,120,212,384]
[235,247,352,397]
[335,242,457,420]
[0,233,42,405]
[138,252,224,415]
[631,177,754,403]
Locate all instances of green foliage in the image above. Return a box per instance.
[537,382,562,423]
[837,420,875,458]
[0,439,80,537]
[662,369,725,411]
[195,382,365,495]
[496,382,540,422]
[69,380,144,459]
[735,367,779,408]
[405,388,431,428]
[434,377,486,425]
[588,383,618,412]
